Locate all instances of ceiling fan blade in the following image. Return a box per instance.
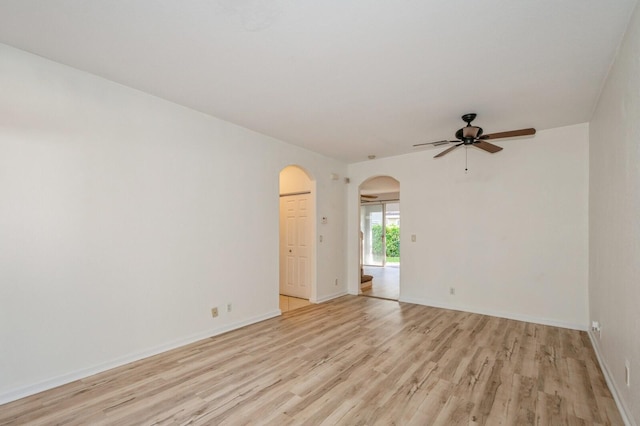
[413,140,452,147]
[434,143,463,158]
[480,128,536,140]
[474,140,503,153]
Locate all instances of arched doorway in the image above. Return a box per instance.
[359,176,400,300]
[279,165,315,312]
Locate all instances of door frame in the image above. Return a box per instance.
[357,175,400,296]
[279,165,317,304]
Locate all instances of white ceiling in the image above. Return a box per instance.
[0,0,636,163]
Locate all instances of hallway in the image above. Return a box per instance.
[361,265,399,300]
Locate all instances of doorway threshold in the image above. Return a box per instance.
[359,294,398,302]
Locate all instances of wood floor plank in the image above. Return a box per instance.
[432,395,475,426]
[0,296,624,425]
[408,378,455,425]
[566,357,604,423]
[366,360,439,424]
[536,390,570,425]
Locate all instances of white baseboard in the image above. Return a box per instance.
[588,331,635,426]
[398,296,588,331]
[315,290,348,303]
[0,310,281,406]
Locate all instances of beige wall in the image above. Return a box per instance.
[589,2,640,423]
[0,43,348,403]
[348,123,589,330]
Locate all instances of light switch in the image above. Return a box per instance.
[411,234,416,242]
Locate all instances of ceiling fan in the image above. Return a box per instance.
[414,113,536,158]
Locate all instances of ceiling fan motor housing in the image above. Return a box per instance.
[456,113,483,143]
[461,113,477,124]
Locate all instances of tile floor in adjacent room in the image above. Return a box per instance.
[279,295,311,312]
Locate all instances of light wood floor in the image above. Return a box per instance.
[0,296,622,425]
[362,265,399,300]
[279,295,311,313]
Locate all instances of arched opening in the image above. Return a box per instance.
[279,165,315,312]
[359,176,400,300]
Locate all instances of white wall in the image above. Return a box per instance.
[347,124,589,329]
[0,43,347,402]
[589,2,640,423]
[279,165,313,194]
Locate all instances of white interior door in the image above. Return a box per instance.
[279,194,311,299]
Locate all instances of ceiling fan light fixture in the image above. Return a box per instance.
[462,126,482,138]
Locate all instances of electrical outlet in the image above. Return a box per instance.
[449,287,455,295]
[625,360,631,387]
[226,303,232,312]
[211,307,218,318]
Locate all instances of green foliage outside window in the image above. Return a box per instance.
[371,224,400,259]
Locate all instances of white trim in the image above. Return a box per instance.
[315,291,348,304]
[0,310,281,406]
[398,296,588,331]
[588,331,635,426]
